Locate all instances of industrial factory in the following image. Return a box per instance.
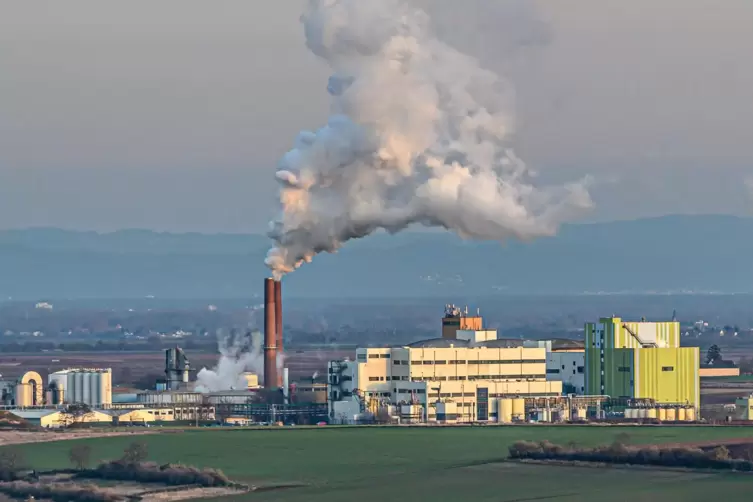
[325,306,702,424]
[0,284,716,429]
[2,278,328,428]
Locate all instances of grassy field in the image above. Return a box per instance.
[8,426,753,501]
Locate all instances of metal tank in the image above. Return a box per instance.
[498,398,513,423]
[511,398,525,420]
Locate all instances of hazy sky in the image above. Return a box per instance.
[2,0,752,233]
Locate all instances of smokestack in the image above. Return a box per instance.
[274,280,283,387]
[264,278,278,388]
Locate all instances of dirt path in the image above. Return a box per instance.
[0,429,158,446]
[140,487,248,501]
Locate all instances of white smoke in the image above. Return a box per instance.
[265,0,593,278]
[195,330,263,392]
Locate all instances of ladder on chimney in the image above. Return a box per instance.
[622,324,658,348]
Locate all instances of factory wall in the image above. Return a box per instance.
[441,314,482,339]
[584,316,700,411]
[546,351,585,394]
[116,408,174,424]
[585,317,680,350]
[634,347,699,407]
[329,345,561,423]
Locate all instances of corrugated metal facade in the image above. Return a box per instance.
[585,317,699,410]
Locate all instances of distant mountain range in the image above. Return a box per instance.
[2,215,752,300]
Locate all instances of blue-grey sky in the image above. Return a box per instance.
[2,0,752,233]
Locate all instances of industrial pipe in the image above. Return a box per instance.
[264,278,277,388]
[274,280,283,387]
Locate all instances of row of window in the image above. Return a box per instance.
[411,375,544,382]
[368,354,391,359]
[547,367,584,374]
[409,359,545,365]
[369,376,410,381]
[428,392,561,398]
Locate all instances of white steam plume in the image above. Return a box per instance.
[265,0,593,278]
[195,330,264,392]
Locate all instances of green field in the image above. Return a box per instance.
[8,426,753,501]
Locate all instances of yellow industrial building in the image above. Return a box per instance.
[328,335,561,423]
[585,316,700,412]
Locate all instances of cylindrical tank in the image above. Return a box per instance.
[666,408,677,421]
[624,408,634,419]
[677,408,686,421]
[499,398,513,423]
[572,407,585,421]
[646,408,657,419]
[658,408,667,421]
[638,408,648,419]
[82,373,91,405]
[512,398,525,419]
[686,408,696,421]
[75,372,84,403]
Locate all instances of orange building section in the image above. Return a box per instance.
[441,305,483,339]
[699,367,740,378]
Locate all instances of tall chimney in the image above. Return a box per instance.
[274,280,283,387]
[263,278,277,388]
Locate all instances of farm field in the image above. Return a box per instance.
[8,426,753,502]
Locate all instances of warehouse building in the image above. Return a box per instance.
[10,408,114,428]
[328,332,562,423]
[584,316,699,412]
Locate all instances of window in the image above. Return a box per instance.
[357,354,367,362]
[546,369,560,374]
[577,366,584,373]
[368,354,380,359]
[393,360,401,365]
[434,360,447,365]
[423,361,434,365]
[368,377,380,381]
[662,366,674,372]
[379,354,391,359]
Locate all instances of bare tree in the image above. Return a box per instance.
[69,444,92,470]
[0,449,25,481]
[122,441,148,464]
[61,403,94,428]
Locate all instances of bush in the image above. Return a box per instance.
[0,449,25,481]
[0,481,122,502]
[121,441,148,463]
[76,460,231,487]
[507,439,753,471]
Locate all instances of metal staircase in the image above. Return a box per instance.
[622,324,658,348]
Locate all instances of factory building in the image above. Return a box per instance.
[525,340,586,395]
[328,325,563,423]
[585,317,699,412]
[441,304,483,339]
[164,347,191,390]
[10,408,114,428]
[47,368,112,407]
